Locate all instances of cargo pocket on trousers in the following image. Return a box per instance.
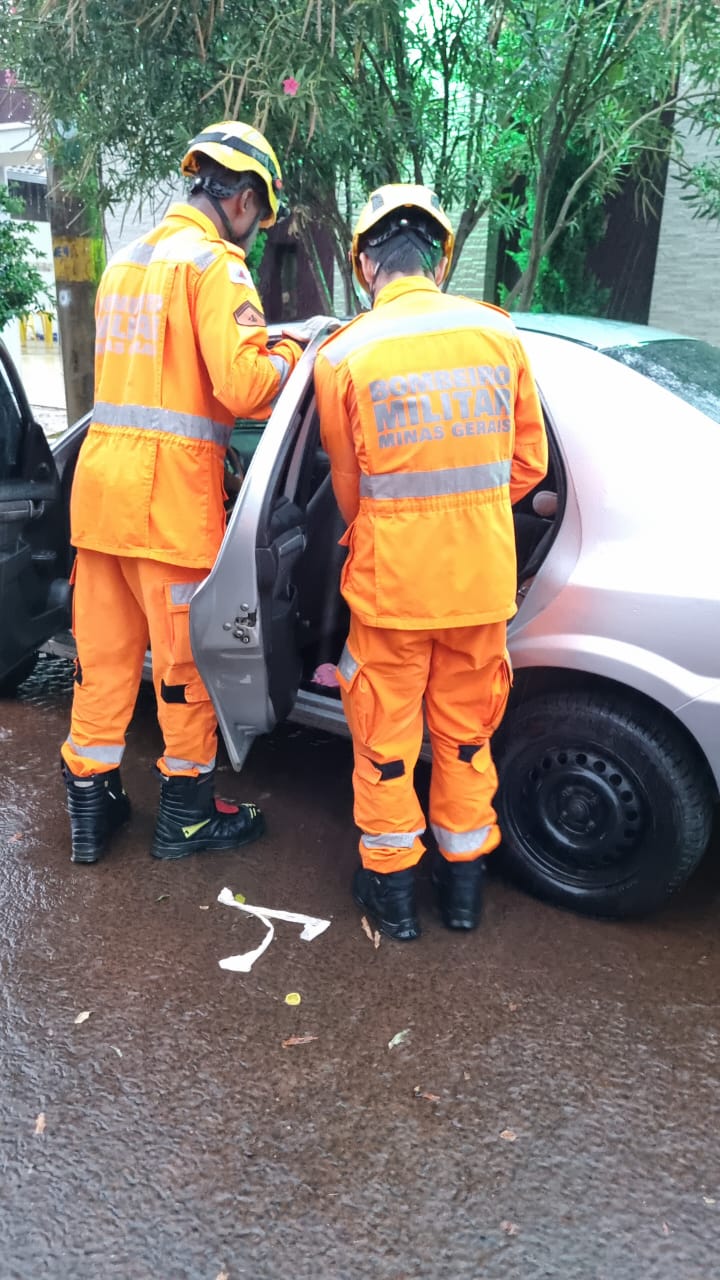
[68,557,78,637]
[482,653,513,738]
[164,581,200,668]
[68,557,82,684]
[335,642,375,746]
[162,581,210,705]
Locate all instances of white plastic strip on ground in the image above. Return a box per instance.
[217,887,331,972]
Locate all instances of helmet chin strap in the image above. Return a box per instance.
[198,184,260,250]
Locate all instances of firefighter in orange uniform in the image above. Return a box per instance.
[60,121,303,865]
[314,185,548,939]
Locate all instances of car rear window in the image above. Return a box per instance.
[605,339,720,425]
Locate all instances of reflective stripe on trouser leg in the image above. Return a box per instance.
[337,616,431,874]
[61,548,149,778]
[425,621,510,862]
[118,557,218,777]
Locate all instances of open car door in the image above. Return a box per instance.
[0,341,71,692]
[190,335,331,769]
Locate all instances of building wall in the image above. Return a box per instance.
[447,215,492,302]
[103,183,182,256]
[650,123,720,344]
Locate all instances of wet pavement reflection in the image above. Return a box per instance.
[1,656,719,1279]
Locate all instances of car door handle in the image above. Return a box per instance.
[0,498,46,521]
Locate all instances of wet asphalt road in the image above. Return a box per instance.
[1,656,720,1280]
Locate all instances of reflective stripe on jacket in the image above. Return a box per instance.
[70,203,301,569]
[314,277,548,628]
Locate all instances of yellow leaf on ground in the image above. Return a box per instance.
[284,992,302,1006]
[500,1129,518,1142]
[282,1035,319,1048]
[74,1011,91,1025]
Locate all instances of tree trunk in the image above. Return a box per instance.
[46,160,104,424]
[505,173,552,310]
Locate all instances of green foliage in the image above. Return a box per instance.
[0,186,47,330]
[245,229,267,276]
[2,0,720,314]
[500,144,612,314]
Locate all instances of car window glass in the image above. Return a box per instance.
[0,356,24,479]
[606,339,720,425]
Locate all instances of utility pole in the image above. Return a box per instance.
[46,156,104,425]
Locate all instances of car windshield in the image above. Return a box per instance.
[605,338,720,425]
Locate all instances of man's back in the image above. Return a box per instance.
[315,276,548,629]
[71,203,285,570]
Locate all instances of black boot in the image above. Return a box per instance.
[151,770,265,860]
[433,855,485,930]
[352,866,420,941]
[62,761,131,864]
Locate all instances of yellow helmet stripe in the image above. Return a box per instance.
[186,130,282,185]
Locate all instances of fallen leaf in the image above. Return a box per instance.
[463,1071,471,1081]
[215,1272,230,1280]
[662,1222,670,1235]
[500,1129,517,1142]
[282,1035,319,1048]
[33,1112,46,1135]
[360,916,382,948]
[284,992,302,1006]
[233,892,246,904]
[156,894,169,902]
[111,1046,122,1058]
[413,1086,440,1102]
[74,1011,91,1025]
[501,1221,519,1236]
[388,1029,411,1050]
[703,1196,716,1206]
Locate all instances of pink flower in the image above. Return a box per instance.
[282,77,299,97]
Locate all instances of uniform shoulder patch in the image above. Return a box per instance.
[227,260,253,286]
[234,299,266,327]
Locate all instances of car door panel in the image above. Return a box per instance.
[190,344,321,770]
[0,342,71,682]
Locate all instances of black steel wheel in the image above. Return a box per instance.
[493,688,714,917]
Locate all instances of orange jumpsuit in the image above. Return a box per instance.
[62,202,301,779]
[314,276,548,872]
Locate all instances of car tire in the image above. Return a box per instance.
[493,688,714,918]
[0,653,39,696]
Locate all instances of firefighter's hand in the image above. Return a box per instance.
[281,315,340,346]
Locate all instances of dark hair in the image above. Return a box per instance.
[360,210,444,278]
[189,157,270,219]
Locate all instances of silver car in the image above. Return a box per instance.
[2,314,719,918]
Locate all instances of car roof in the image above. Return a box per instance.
[511,312,692,351]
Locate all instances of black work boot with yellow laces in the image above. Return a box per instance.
[62,761,131,864]
[352,866,420,941]
[151,769,265,860]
